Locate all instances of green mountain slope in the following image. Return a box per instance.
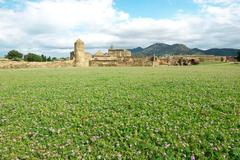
[130,43,239,56]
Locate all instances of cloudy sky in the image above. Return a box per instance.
[0,0,240,57]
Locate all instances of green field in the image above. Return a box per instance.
[0,63,239,159]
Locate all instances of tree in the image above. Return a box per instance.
[237,50,240,62]
[47,56,52,61]
[5,50,23,61]
[41,54,47,62]
[24,53,43,62]
[52,57,57,61]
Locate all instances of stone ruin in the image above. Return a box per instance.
[72,39,91,67]
[71,39,202,67]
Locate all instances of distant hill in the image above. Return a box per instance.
[190,48,239,56]
[130,47,144,53]
[130,43,193,56]
[204,48,239,56]
[130,43,239,57]
[191,48,205,54]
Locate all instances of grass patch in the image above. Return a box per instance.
[0,64,239,159]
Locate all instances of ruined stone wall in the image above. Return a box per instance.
[182,55,222,62]
[90,60,118,67]
[108,49,132,57]
[90,57,153,67]
[0,61,73,69]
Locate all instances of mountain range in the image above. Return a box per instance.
[129,43,239,57]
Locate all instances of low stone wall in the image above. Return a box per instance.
[90,57,154,67]
[90,60,118,67]
[0,61,73,69]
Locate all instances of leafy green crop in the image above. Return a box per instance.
[0,63,239,159]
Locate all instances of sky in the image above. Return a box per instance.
[115,0,199,19]
[0,0,240,57]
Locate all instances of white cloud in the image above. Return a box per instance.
[193,0,239,5]
[0,0,127,55]
[0,0,240,57]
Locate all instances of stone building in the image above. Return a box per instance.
[70,39,203,67]
[90,48,133,66]
[95,51,105,57]
[108,49,132,57]
[71,39,134,67]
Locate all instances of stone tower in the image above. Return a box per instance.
[74,39,89,67]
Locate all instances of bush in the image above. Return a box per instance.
[5,50,23,61]
[191,59,200,65]
[24,53,43,62]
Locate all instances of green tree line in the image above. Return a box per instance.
[5,50,58,62]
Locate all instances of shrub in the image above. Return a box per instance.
[191,59,200,65]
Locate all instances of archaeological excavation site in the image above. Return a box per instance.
[70,39,227,67]
[0,39,234,69]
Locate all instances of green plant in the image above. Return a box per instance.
[24,53,43,62]
[52,57,58,61]
[5,50,23,60]
[47,56,52,61]
[41,55,47,62]
[0,64,239,159]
